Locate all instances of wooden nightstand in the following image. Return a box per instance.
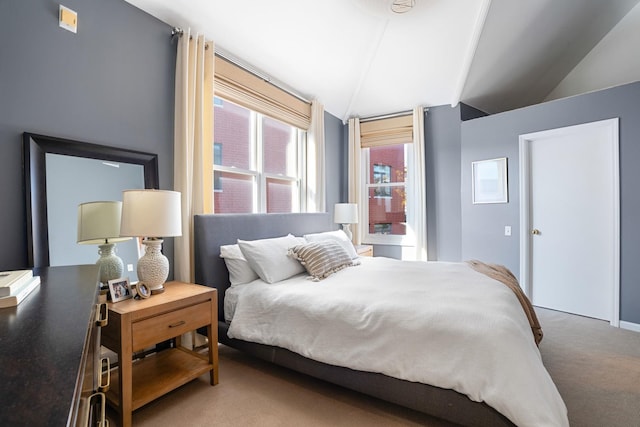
[355,244,373,257]
[101,281,218,427]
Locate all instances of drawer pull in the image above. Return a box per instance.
[95,303,108,327]
[98,357,110,393]
[93,391,107,427]
[77,391,106,427]
[168,320,186,328]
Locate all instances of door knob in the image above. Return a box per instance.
[531,229,540,235]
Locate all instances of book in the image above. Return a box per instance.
[0,270,33,297]
[0,276,41,308]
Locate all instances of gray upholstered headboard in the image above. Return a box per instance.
[193,213,333,321]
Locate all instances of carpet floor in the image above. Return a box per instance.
[116,307,640,426]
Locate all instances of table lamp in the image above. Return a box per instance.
[119,189,182,294]
[77,201,132,285]
[334,203,359,241]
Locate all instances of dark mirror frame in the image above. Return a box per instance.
[23,132,159,268]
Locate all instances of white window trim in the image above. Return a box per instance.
[299,129,308,212]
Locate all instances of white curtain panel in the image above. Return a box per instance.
[347,118,364,245]
[173,31,214,282]
[411,106,428,261]
[307,100,326,212]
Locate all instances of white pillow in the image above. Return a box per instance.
[238,234,306,284]
[303,230,358,259]
[220,244,259,286]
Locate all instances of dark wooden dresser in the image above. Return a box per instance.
[0,265,106,426]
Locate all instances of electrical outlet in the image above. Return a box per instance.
[127,264,134,272]
[504,226,512,236]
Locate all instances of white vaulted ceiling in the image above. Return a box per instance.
[124,0,640,119]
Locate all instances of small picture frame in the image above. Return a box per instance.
[134,282,151,299]
[108,277,132,303]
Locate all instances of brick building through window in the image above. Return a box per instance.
[213,98,303,213]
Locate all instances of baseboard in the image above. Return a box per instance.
[619,321,640,333]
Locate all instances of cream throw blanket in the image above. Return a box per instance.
[466,259,543,346]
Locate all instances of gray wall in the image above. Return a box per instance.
[0,0,175,271]
[425,105,463,261]
[461,80,640,324]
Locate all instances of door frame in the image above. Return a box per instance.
[518,118,620,326]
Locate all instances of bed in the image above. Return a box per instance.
[193,213,568,427]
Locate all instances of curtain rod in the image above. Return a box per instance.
[171,27,310,104]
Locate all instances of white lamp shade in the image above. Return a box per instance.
[334,203,359,224]
[120,190,182,238]
[77,201,131,245]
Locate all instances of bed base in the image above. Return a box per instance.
[194,213,515,427]
[218,321,513,427]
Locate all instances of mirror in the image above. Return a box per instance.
[23,133,159,272]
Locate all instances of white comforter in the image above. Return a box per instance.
[227,257,568,427]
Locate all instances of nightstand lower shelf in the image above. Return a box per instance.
[107,347,212,411]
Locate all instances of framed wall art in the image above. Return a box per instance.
[472,157,508,204]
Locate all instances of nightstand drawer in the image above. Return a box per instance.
[132,301,211,350]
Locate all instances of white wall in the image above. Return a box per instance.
[545,2,640,101]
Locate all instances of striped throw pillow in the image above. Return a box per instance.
[288,240,359,281]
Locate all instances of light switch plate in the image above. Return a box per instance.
[504,226,512,236]
[59,5,77,33]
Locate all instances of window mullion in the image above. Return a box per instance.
[213,165,258,177]
[263,173,298,182]
[256,113,265,213]
[299,130,307,212]
[365,182,405,188]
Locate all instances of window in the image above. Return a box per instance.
[357,113,415,246]
[210,55,315,214]
[213,97,305,213]
[365,144,409,242]
[349,110,425,256]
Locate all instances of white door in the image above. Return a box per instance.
[519,119,619,324]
